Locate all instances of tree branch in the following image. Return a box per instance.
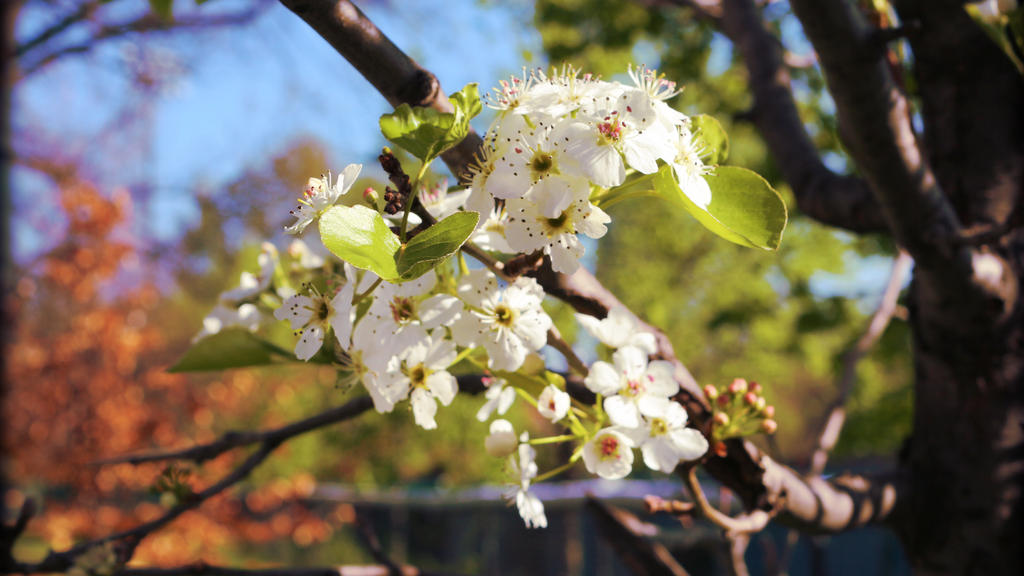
[277,0,483,182]
[786,0,963,264]
[719,0,888,234]
[94,396,375,466]
[17,3,271,78]
[809,250,912,476]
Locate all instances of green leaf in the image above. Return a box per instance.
[396,211,479,280]
[149,0,173,19]
[692,114,729,165]
[655,165,787,251]
[168,329,288,372]
[319,205,402,280]
[379,83,482,163]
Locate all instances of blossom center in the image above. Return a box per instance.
[622,376,647,398]
[408,363,430,388]
[316,299,332,322]
[650,418,668,437]
[494,304,517,327]
[544,210,573,237]
[389,297,417,324]
[529,150,556,180]
[599,435,620,459]
[598,119,622,143]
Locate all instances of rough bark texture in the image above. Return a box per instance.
[890,2,1024,574]
[781,0,1024,573]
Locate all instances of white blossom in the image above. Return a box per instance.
[504,195,610,274]
[476,377,516,422]
[487,125,591,218]
[509,432,547,528]
[420,179,471,220]
[285,164,361,235]
[582,428,635,480]
[634,401,708,473]
[273,281,356,362]
[380,335,459,430]
[287,237,328,270]
[575,306,657,354]
[669,128,712,209]
[193,303,260,342]
[537,384,570,423]
[451,270,552,372]
[584,346,679,428]
[220,243,277,304]
[355,270,462,371]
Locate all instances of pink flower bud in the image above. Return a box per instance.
[763,405,776,419]
[749,381,762,394]
[761,419,778,434]
[717,394,730,407]
[703,384,718,400]
[713,441,728,458]
[743,392,757,406]
[713,412,730,427]
[728,378,748,395]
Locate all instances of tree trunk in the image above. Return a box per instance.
[894,2,1024,574]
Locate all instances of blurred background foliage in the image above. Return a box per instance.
[5,0,912,571]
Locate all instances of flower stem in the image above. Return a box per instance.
[527,434,577,446]
[352,277,384,304]
[533,460,575,483]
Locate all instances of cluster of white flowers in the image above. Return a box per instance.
[194,64,714,532]
[579,307,709,478]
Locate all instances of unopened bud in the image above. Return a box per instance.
[755,397,766,411]
[484,419,517,458]
[713,412,730,427]
[713,441,728,458]
[763,405,775,419]
[749,381,762,394]
[743,392,757,406]
[703,384,718,401]
[761,419,778,434]
[717,394,730,407]
[159,492,178,509]
[728,378,748,394]
[363,186,378,203]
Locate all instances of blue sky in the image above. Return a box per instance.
[13,0,540,256]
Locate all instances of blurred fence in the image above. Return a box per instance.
[307,479,910,576]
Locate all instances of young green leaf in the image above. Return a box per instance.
[168,329,290,372]
[395,211,479,281]
[319,205,401,280]
[691,114,729,165]
[379,83,482,163]
[654,165,787,250]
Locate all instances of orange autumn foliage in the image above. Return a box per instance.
[4,179,335,566]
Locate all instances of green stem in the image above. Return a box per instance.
[352,277,384,303]
[527,434,578,446]
[399,161,432,243]
[514,387,538,408]
[533,460,575,483]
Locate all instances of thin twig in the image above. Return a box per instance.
[94,397,374,466]
[547,326,589,376]
[726,532,751,576]
[683,467,772,535]
[808,250,912,476]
